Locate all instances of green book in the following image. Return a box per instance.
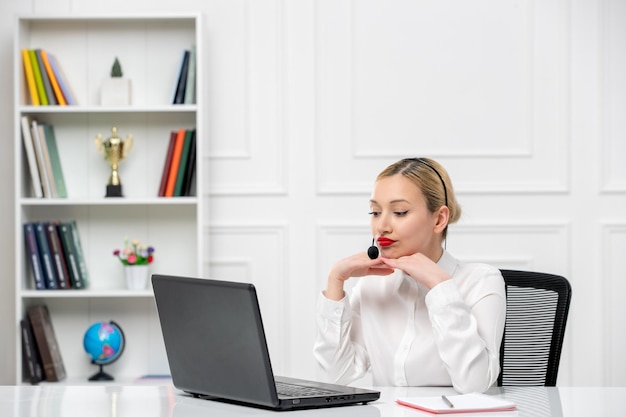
[29,49,48,105]
[56,222,84,289]
[173,129,194,196]
[42,124,67,198]
[35,49,57,105]
[68,220,89,288]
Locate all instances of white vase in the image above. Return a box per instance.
[124,265,149,290]
[101,78,132,106]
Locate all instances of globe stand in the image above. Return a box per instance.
[88,363,115,381]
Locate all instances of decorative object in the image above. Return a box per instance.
[95,127,133,197]
[114,238,155,290]
[113,238,155,265]
[100,57,131,105]
[124,264,149,290]
[83,321,125,381]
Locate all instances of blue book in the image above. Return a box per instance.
[172,49,190,104]
[23,223,45,290]
[34,222,58,289]
[183,45,196,104]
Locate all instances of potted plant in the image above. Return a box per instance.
[113,238,154,289]
[101,57,131,106]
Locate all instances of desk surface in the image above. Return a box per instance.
[0,384,623,417]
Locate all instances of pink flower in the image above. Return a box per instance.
[113,238,155,266]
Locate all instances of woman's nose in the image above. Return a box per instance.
[372,212,391,235]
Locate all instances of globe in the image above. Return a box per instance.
[83,321,125,381]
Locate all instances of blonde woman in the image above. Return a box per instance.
[314,158,505,393]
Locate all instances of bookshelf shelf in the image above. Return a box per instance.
[19,197,199,206]
[20,289,155,299]
[19,105,198,114]
[14,14,203,384]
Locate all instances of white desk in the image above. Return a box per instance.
[0,384,622,416]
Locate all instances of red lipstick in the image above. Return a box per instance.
[377,237,396,247]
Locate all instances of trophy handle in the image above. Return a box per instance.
[95,134,105,157]
[122,135,134,159]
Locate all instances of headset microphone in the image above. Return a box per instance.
[367,238,379,259]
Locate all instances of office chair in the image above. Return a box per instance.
[497,269,572,386]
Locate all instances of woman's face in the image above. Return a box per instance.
[369,174,441,259]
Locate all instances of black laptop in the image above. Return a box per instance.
[152,274,380,411]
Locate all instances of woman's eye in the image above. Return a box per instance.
[368,211,380,217]
[394,211,408,216]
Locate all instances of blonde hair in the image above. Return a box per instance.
[377,158,461,239]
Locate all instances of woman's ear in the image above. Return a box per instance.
[433,206,449,234]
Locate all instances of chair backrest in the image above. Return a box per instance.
[498,269,572,386]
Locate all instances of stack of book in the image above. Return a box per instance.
[22,48,76,106]
[158,129,196,197]
[21,304,66,384]
[20,117,67,199]
[171,45,196,105]
[23,220,89,290]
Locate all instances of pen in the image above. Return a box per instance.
[441,395,455,408]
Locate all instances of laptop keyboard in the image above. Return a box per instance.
[275,381,340,397]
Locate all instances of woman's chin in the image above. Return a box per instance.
[380,247,399,259]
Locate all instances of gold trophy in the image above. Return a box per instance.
[95,127,133,197]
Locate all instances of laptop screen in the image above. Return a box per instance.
[152,275,279,407]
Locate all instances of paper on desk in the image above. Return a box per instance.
[396,393,517,414]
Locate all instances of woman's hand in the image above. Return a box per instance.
[324,253,395,300]
[380,252,450,289]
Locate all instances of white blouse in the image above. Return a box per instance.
[313,251,506,393]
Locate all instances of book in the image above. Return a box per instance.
[35,121,58,197]
[186,164,197,197]
[158,131,177,197]
[22,49,40,105]
[35,49,58,105]
[30,119,52,198]
[20,116,43,198]
[42,124,67,198]
[396,393,517,414]
[40,50,67,106]
[47,53,77,105]
[68,220,89,288]
[27,305,66,382]
[165,129,186,197]
[56,222,85,289]
[181,130,197,196]
[23,223,45,290]
[29,49,47,105]
[45,222,71,289]
[34,222,58,289]
[20,319,44,384]
[174,129,194,196]
[183,45,196,104]
[172,49,190,104]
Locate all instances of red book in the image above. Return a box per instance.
[158,132,177,196]
[164,129,186,197]
[45,222,71,289]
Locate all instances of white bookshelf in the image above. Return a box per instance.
[13,14,203,384]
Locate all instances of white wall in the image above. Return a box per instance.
[1,0,625,386]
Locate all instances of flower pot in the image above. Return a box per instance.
[101,78,131,106]
[124,265,149,290]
